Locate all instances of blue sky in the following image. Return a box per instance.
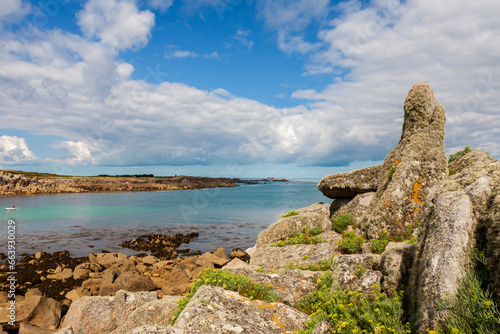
[0,0,499,178]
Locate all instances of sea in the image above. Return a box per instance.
[0,179,328,258]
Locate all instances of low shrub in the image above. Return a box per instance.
[371,231,390,254]
[333,214,354,233]
[448,146,472,163]
[170,268,281,324]
[281,209,300,218]
[284,256,334,271]
[438,273,500,334]
[296,281,410,334]
[339,231,365,254]
[272,227,325,247]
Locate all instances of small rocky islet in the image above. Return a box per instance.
[1,82,499,333]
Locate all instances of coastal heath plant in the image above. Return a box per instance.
[333,214,354,233]
[281,209,300,218]
[339,231,365,254]
[437,272,500,334]
[296,279,411,334]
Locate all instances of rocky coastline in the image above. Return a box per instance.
[0,172,247,197]
[1,83,499,333]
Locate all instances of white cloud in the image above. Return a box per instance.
[165,46,220,59]
[0,0,499,171]
[256,0,330,31]
[0,0,30,23]
[0,136,37,164]
[231,29,254,49]
[52,141,96,165]
[77,0,155,51]
[146,0,174,12]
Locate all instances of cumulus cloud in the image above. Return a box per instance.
[0,0,30,23]
[52,141,96,165]
[0,136,37,164]
[0,0,499,171]
[77,0,155,51]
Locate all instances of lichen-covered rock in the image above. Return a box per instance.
[330,254,381,291]
[447,150,500,301]
[250,242,336,271]
[61,290,158,334]
[330,192,375,226]
[361,83,448,239]
[128,326,202,334]
[175,286,309,334]
[318,165,382,199]
[19,324,74,334]
[111,296,182,334]
[226,267,316,305]
[360,271,382,291]
[255,203,331,248]
[380,243,415,292]
[488,193,500,302]
[409,182,476,333]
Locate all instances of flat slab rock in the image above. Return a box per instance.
[255,203,332,248]
[226,267,317,305]
[128,327,203,334]
[250,241,337,271]
[175,285,309,334]
[318,165,382,199]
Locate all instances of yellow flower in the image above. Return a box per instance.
[484,300,493,307]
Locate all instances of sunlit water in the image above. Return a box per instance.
[0,180,328,257]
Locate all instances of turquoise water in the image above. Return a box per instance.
[0,180,328,257]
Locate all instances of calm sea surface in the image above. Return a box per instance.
[0,180,328,257]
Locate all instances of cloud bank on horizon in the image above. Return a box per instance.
[0,0,498,176]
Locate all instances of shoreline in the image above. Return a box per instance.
[0,232,250,330]
[0,170,290,197]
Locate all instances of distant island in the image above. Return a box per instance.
[0,170,290,196]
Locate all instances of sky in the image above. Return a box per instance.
[0,0,499,178]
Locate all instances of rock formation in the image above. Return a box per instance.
[0,171,239,196]
[1,83,499,334]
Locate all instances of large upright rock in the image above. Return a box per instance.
[362,83,448,239]
[409,182,476,332]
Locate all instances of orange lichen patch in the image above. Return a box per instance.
[408,177,425,205]
[384,199,391,208]
[272,313,285,328]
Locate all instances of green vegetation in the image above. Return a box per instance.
[170,268,281,325]
[333,214,354,234]
[281,209,300,218]
[371,231,390,254]
[272,227,325,247]
[1,170,72,178]
[448,146,472,163]
[95,173,155,178]
[387,161,399,179]
[355,264,368,279]
[296,272,411,334]
[284,256,334,271]
[339,231,365,254]
[437,273,500,334]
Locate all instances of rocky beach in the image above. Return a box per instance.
[1,83,499,333]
